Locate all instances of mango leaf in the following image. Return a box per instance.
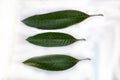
[26,32,85,47]
[22,10,103,30]
[23,54,91,71]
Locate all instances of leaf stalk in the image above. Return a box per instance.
[79,58,91,61]
[90,14,104,17]
[77,38,86,41]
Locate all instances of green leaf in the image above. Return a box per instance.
[22,10,103,30]
[23,54,91,71]
[26,32,85,47]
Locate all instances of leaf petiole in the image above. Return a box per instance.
[79,58,91,61]
[90,14,104,17]
[77,38,86,41]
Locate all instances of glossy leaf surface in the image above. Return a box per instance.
[23,54,90,71]
[26,32,85,47]
[22,10,103,30]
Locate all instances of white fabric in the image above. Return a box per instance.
[0,0,120,80]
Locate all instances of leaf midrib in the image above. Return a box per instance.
[28,39,76,41]
[37,15,89,21]
[27,60,78,64]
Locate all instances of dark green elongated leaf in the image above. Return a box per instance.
[23,54,91,71]
[22,10,103,30]
[26,32,85,47]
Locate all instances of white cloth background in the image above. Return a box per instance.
[0,0,120,80]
